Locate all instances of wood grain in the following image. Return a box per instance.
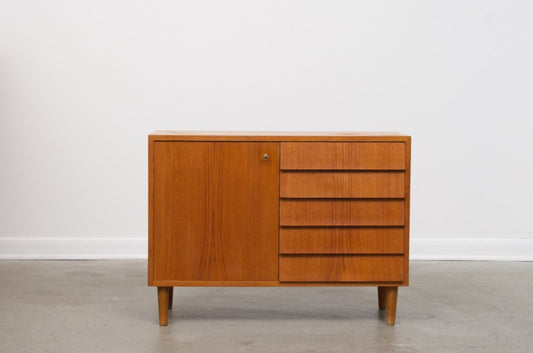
[279,255,404,282]
[279,227,404,254]
[148,136,154,285]
[280,199,405,226]
[280,142,405,170]
[152,142,279,282]
[403,137,411,285]
[151,280,404,287]
[378,287,386,309]
[385,286,398,325]
[280,171,405,198]
[149,131,411,142]
[157,287,169,326]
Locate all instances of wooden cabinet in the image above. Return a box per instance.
[149,131,411,326]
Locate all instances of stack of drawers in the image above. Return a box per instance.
[279,142,408,283]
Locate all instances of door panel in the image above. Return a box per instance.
[153,142,279,281]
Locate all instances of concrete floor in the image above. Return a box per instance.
[0,261,532,353]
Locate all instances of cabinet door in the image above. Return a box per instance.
[152,142,279,282]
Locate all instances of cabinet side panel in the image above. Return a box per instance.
[153,142,279,282]
[404,139,411,284]
[148,136,155,285]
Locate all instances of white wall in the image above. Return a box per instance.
[1,0,532,260]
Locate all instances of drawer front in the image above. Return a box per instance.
[280,142,405,170]
[280,171,405,198]
[280,200,404,226]
[279,255,404,282]
[280,227,404,254]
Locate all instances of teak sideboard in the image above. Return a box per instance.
[148,131,411,326]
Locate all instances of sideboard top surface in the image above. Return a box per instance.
[150,131,410,142]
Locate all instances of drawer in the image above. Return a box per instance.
[280,200,404,226]
[280,142,405,170]
[280,171,405,198]
[279,255,404,282]
[280,227,404,254]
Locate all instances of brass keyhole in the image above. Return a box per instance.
[263,154,270,161]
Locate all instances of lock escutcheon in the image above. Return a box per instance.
[263,153,269,161]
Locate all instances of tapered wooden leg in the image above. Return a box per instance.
[168,287,174,310]
[157,287,169,326]
[385,286,398,325]
[377,287,386,310]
